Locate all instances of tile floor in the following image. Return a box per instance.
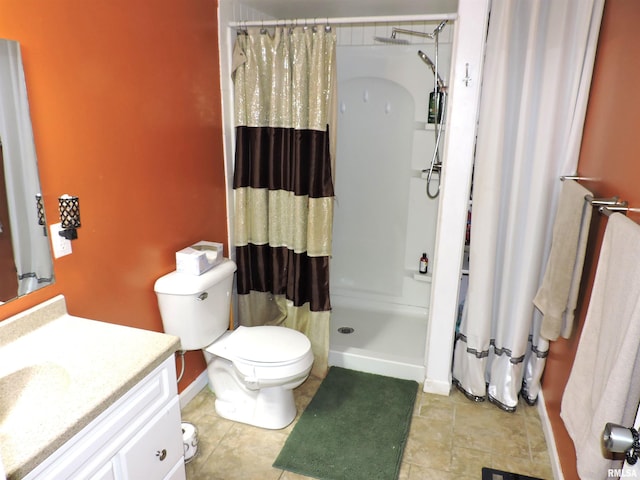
[181,374,554,480]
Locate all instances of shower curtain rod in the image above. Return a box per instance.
[229,13,457,29]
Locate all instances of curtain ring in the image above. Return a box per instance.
[260,19,267,35]
[325,17,331,33]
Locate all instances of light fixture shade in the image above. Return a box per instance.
[59,195,80,229]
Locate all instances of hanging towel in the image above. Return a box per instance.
[561,213,640,479]
[533,179,593,340]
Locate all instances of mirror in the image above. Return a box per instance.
[0,39,54,304]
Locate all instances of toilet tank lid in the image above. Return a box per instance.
[154,258,237,295]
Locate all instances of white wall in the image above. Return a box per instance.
[332,32,451,310]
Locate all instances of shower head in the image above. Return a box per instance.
[418,50,437,70]
[374,29,410,45]
[374,35,409,45]
[418,50,445,90]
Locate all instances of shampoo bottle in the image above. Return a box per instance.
[428,91,443,124]
[419,253,428,274]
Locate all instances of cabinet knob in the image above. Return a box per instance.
[156,449,167,461]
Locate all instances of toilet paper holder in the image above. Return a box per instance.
[603,422,640,465]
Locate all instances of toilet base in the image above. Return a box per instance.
[205,353,305,430]
[212,385,297,430]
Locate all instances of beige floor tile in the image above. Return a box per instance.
[452,426,493,454]
[398,461,411,479]
[417,394,455,424]
[406,464,459,480]
[449,446,489,478]
[182,374,553,480]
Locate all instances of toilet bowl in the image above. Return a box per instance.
[204,326,313,429]
[154,258,314,429]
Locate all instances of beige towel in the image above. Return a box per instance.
[534,180,592,340]
[561,213,640,479]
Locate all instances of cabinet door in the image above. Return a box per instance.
[116,397,183,480]
[88,462,116,480]
[26,357,177,480]
[163,460,187,480]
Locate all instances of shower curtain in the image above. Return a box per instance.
[452,0,604,410]
[232,26,336,377]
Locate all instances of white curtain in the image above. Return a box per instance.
[452,0,604,411]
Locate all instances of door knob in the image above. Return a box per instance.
[603,423,640,464]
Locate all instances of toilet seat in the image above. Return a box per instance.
[205,325,314,388]
[206,325,311,366]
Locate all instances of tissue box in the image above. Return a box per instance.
[176,241,224,275]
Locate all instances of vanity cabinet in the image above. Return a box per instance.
[23,356,185,480]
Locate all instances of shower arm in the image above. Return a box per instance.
[392,21,447,40]
[391,27,432,39]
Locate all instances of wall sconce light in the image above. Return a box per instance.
[35,194,46,236]
[58,194,81,240]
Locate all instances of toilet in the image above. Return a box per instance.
[154,258,314,429]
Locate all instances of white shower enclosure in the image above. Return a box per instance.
[329,34,451,381]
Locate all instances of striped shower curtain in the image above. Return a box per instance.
[232,26,336,377]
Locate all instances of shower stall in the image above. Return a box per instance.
[219,0,488,391]
[328,23,452,381]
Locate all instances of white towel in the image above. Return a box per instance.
[534,179,593,340]
[561,213,640,479]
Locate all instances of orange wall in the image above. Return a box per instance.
[542,1,640,478]
[0,0,226,391]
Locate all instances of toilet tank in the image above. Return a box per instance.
[154,258,237,350]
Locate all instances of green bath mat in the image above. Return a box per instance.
[273,367,418,480]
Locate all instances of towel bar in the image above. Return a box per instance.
[585,195,626,207]
[560,175,597,181]
[599,205,640,217]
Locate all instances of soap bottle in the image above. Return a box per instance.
[419,253,428,274]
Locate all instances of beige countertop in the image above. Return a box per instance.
[0,295,181,479]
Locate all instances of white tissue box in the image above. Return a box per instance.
[176,241,224,275]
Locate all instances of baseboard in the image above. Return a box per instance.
[422,377,451,396]
[179,369,209,409]
[537,390,564,480]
